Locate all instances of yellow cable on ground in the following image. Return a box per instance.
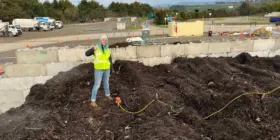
[117,99,156,114]
[117,99,179,114]
[157,100,179,114]
[203,86,280,120]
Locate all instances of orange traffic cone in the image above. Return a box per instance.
[0,65,4,75]
[240,32,244,39]
[26,41,29,48]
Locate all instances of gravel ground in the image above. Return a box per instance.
[0,21,121,43]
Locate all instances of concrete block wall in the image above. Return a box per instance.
[5,39,280,78]
[3,38,280,114]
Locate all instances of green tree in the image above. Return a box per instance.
[154,10,167,25]
[239,2,257,16]
[78,0,105,21]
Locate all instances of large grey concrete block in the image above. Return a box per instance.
[268,49,280,57]
[111,46,137,60]
[5,64,46,77]
[253,39,275,51]
[0,77,34,90]
[185,43,209,56]
[138,57,173,67]
[0,76,51,91]
[161,44,185,57]
[0,101,24,114]
[136,45,161,58]
[249,50,270,57]
[208,42,231,54]
[230,40,254,53]
[273,39,280,50]
[46,62,80,76]
[0,90,24,103]
[58,47,92,62]
[16,47,58,64]
[208,53,229,58]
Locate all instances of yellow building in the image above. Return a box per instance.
[168,21,204,37]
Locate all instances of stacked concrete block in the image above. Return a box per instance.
[138,57,173,67]
[249,50,270,57]
[208,42,231,54]
[58,46,91,62]
[268,49,280,57]
[137,45,161,58]
[0,91,24,114]
[0,76,52,90]
[46,62,81,76]
[4,63,46,77]
[161,44,185,57]
[273,39,280,50]
[253,39,275,51]
[16,47,58,64]
[111,46,137,60]
[184,43,209,56]
[0,76,51,114]
[230,40,254,52]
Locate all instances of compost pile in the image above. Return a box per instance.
[1,53,280,140]
[110,42,131,48]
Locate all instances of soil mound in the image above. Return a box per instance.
[110,42,131,48]
[1,53,280,140]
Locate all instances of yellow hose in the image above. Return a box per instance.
[203,86,280,119]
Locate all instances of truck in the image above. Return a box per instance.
[0,22,18,37]
[55,21,63,29]
[269,17,280,23]
[14,24,23,35]
[34,17,56,30]
[12,19,49,31]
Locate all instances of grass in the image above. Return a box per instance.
[126,17,148,30]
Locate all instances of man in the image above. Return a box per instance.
[85,35,113,108]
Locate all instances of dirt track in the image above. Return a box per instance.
[1,53,280,139]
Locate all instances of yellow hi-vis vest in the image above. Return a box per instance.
[93,45,111,70]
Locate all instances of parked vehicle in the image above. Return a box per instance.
[34,17,57,30]
[12,19,49,31]
[0,22,18,37]
[14,25,22,35]
[55,21,63,29]
[269,17,280,23]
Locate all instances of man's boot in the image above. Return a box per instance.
[106,95,113,100]
[90,101,98,107]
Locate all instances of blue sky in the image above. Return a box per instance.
[41,0,240,7]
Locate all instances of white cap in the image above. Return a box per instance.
[100,35,108,41]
